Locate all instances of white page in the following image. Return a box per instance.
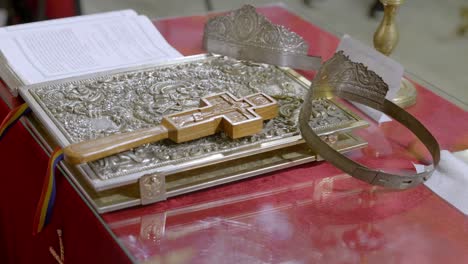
[0,15,182,86]
[337,35,404,123]
[0,9,137,35]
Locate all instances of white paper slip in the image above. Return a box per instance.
[414,150,468,215]
[336,35,404,123]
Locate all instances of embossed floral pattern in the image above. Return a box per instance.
[204,5,308,54]
[31,56,356,180]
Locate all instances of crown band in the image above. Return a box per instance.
[299,51,440,189]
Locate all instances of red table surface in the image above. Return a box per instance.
[0,104,132,262]
[105,6,468,263]
[0,5,467,264]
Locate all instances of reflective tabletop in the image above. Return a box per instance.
[100,5,468,263]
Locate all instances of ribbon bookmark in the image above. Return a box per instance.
[0,103,31,140]
[1,103,63,233]
[33,148,64,235]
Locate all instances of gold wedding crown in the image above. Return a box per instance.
[299,51,440,189]
[311,51,389,109]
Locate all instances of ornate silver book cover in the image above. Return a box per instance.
[20,54,366,191]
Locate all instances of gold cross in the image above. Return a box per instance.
[163,92,278,142]
[64,92,278,164]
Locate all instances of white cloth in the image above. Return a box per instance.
[415,150,468,215]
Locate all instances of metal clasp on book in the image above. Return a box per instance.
[139,173,167,205]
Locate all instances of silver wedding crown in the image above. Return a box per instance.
[203,5,321,70]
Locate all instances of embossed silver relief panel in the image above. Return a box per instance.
[29,56,358,181]
[204,5,308,55]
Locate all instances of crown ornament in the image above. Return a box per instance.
[311,51,389,109]
[203,5,322,70]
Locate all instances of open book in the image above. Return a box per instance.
[0,9,182,96]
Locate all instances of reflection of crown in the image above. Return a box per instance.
[203,5,321,70]
[311,51,389,108]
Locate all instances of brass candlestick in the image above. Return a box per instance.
[373,0,416,108]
